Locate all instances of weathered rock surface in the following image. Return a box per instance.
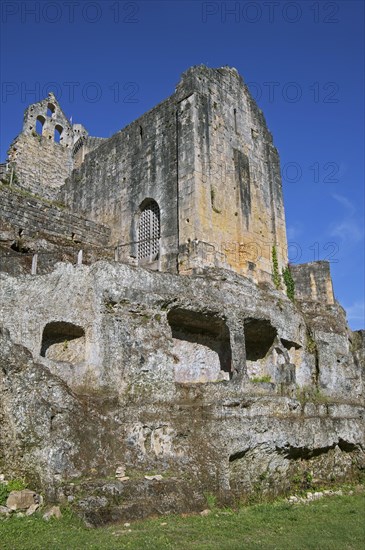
[6,489,40,511]
[43,506,62,521]
[0,261,363,524]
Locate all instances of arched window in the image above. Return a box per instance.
[138,199,160,261]
[54,124,63,144]
[36,115,45,135]
[47,103,55,117]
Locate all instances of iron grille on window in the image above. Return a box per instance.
[138,201,160,260]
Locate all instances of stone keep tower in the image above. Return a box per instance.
[4,66,288,283]
[175,66,288,280]
[59,66,288,282]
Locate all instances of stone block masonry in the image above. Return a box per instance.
[291,261,335,305]
[59,66,288,281]
[0,185,110,247]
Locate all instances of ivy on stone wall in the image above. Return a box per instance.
[272,246,281,289]
[283,265,295,301]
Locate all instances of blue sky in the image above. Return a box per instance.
[0,0,364,329]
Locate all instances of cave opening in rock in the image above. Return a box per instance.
[167,308,232,383]
[244,318,277,361]
[40,321,85,362]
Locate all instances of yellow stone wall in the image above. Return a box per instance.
[176,67,288,282]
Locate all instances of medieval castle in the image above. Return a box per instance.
[0,66,363,523]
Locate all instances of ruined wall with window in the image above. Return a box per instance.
[59,66,287,281]
[3,67,289,280]
[6,94,74,200]
[137,199,161,267]
[59,94,180,273]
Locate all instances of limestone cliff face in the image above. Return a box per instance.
[0,262,363,523]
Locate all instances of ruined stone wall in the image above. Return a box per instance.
[60,96,180,273]
[175,66,288,281]
[291,261,335,304]
[59,66,288,280]
[7,94,74,200]
[0,163,7,180]
[0,185,110,247]
[7,132,73,200]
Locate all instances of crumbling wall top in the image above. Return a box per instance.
[290,261,335,305]
[22,92,73,148]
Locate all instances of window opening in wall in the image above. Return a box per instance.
[138,200,160,261]
[36,115,45,135]
[54,124,63,144]
[47,103,55,117]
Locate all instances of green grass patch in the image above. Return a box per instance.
[0,493,364,549]
[251,375,272,384]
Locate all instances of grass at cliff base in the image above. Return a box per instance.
[1,494,364,550]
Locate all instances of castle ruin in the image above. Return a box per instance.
[0,66,363,524]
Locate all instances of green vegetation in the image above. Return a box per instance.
[306,333,317,354]
[272,249,295,301]
[271,246,281,289]
[283,265,295,301]
[0,483,9,505]
[251,375,272,384]
[290,470,315,492]
[295,385,330,405]
[0,493,364,549]
[204,492,217,510]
